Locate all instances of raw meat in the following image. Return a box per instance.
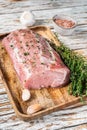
[2,29,70,89]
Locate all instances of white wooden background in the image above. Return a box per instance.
[1,0,87,130]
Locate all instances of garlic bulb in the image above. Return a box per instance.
[22,89,31,101]
[20,11,35,27]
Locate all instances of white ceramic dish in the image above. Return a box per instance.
[53,14,77,36]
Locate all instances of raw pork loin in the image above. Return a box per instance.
[2,29,70,89]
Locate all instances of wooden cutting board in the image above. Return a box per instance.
[0,26,85,120]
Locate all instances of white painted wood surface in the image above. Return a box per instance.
[0,0,87,129]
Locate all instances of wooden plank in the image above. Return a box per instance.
[0,0,87,15]
[0,104,87,130]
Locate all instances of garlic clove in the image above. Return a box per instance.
[22,89,31,101]
[20,11,35,27]
[27,103,42,114]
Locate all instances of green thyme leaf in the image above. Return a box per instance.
[50,33,87,99]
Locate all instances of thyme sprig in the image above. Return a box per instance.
[50,34,87,97]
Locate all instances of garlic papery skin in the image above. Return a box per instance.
[20,11,35,27]
[27,103,42,114]
[22,89,31,101]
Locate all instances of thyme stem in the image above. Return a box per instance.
[50,33,87,98]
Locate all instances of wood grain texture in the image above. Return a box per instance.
[0,0,87,129]
[1,26,85,121]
